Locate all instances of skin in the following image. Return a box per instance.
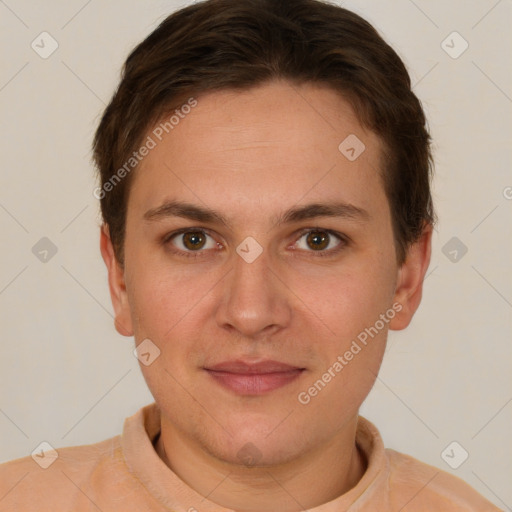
[101,80,432,511]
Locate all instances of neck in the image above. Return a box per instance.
[154,416,366,512]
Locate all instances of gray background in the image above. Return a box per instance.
[0,0,511,509]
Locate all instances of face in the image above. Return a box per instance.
[102,80,430,466]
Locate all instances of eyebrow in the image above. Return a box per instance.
[275,202,370,225]
[144,200,230,225]
[143,200,369,226]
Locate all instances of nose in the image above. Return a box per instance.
[214,247,292,339]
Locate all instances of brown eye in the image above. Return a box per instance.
[182,231,206,250]
[295,229,344,254]
[169,230,217,253]
[306,231,330,250]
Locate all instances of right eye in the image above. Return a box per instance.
[165,229,221,257]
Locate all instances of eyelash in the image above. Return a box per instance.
[163,227,349,259]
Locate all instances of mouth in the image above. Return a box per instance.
[204,360,306,395]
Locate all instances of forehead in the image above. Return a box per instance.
[129,80,387,222]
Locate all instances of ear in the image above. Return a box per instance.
[99,224,133,337]
[389,224,433,331]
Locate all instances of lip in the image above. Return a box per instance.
[204,359,305,395]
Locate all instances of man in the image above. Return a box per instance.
[0,0,500,510]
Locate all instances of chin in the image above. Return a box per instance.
[210,437,303,469]
[198,415,311,468]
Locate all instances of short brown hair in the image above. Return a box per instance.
[93,0,434,265]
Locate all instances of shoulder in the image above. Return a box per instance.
[0,435,134,510]
[385,448,502,511]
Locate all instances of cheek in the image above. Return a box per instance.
[125,262,211,412]
[124,246,215,340]
[293,253,397,408]
[291,259,396,343]
[293,268,393,420]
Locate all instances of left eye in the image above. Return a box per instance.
[295,230,343,252]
